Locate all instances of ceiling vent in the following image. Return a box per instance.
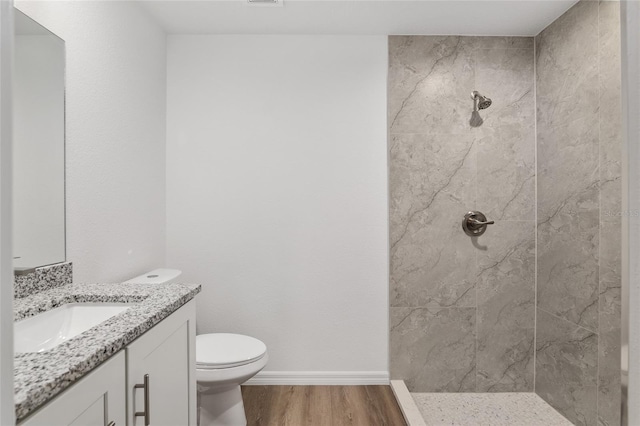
[246,0,283,7]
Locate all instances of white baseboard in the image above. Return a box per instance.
[244,371,390,386]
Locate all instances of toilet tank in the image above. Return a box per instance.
[123,268,182,284]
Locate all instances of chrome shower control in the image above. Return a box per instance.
[462,211,495,236]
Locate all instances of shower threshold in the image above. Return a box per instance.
[390,381,572,426]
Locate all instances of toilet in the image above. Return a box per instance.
[196,334,268,425]
[124,269,268,426]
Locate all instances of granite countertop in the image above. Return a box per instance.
[13,282,201,422]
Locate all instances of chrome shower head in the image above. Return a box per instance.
[478,96,492,110]
[471,91,492,110]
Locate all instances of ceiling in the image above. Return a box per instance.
[138,0,579,36]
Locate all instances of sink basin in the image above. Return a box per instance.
[15,303,132,353]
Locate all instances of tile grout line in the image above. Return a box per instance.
[386,35,392,388]
[473,43,479,393]
[596,1,602,421]
[532,36,538,393]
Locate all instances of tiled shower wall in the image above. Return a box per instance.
[535,1,621,425]
[389,2,621,424]
[389,36,537,392]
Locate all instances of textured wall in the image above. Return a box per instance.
[166,36,389,375]
[535,1,621,425]
[15,1,167,283]
[388,36,536,392]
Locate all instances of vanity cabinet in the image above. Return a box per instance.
[18,301,197,426]
[127,301,197,426]
[20,352,126,426]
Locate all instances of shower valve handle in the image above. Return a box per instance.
[469,218,495,226]
[462,211,494,236]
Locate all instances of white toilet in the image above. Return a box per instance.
[124,269,268,426]
[196,334,268,425]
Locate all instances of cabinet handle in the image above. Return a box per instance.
[134,374,150,426]
[107,422,116,426]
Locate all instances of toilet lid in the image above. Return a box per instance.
[196,333,267,369]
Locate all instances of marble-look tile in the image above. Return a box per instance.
[599,0,622,223]
[598,217,621,426]
[388,4,621,423]
[476,222,535,392]
[599,219,621,333]
[598,3,622,424]
[534,1,622,424]
[475,48,535,221]
[388,36,474,134]
[537,202,599,332]
[535,1,599,140]
[460,36,534,50]
[535,308,598,426]
[389,35,537,394]
[390,307,476,392]
[411,392,572,426]
[536,0,600,333]
[389,133,476,308]
[597,327,621,426]
[536,0,599,224]
[536,120,599,224]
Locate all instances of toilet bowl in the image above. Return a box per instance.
[124,269,268,426]
[196,333,268,426]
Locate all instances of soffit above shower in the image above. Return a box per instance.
[138,0,579,36]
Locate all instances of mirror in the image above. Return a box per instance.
[13,9,65,271]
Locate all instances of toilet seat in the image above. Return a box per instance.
[196,333,267,369]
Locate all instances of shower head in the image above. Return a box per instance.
[471,91,492,110]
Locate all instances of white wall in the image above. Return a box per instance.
[15,1,167,282]
[166,35,389,376]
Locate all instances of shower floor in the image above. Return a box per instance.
[391,381,572,426]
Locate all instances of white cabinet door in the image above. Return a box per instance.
[19,352,126,426]
[126,301,197,426]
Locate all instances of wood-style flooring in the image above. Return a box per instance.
[241,385,407,426]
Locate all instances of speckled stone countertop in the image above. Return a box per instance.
[13,282,201,422]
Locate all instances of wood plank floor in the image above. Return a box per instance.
[241,385,407,426]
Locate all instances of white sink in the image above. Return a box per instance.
[15,303,132,353]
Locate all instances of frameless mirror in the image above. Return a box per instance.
[13,9,65,271]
